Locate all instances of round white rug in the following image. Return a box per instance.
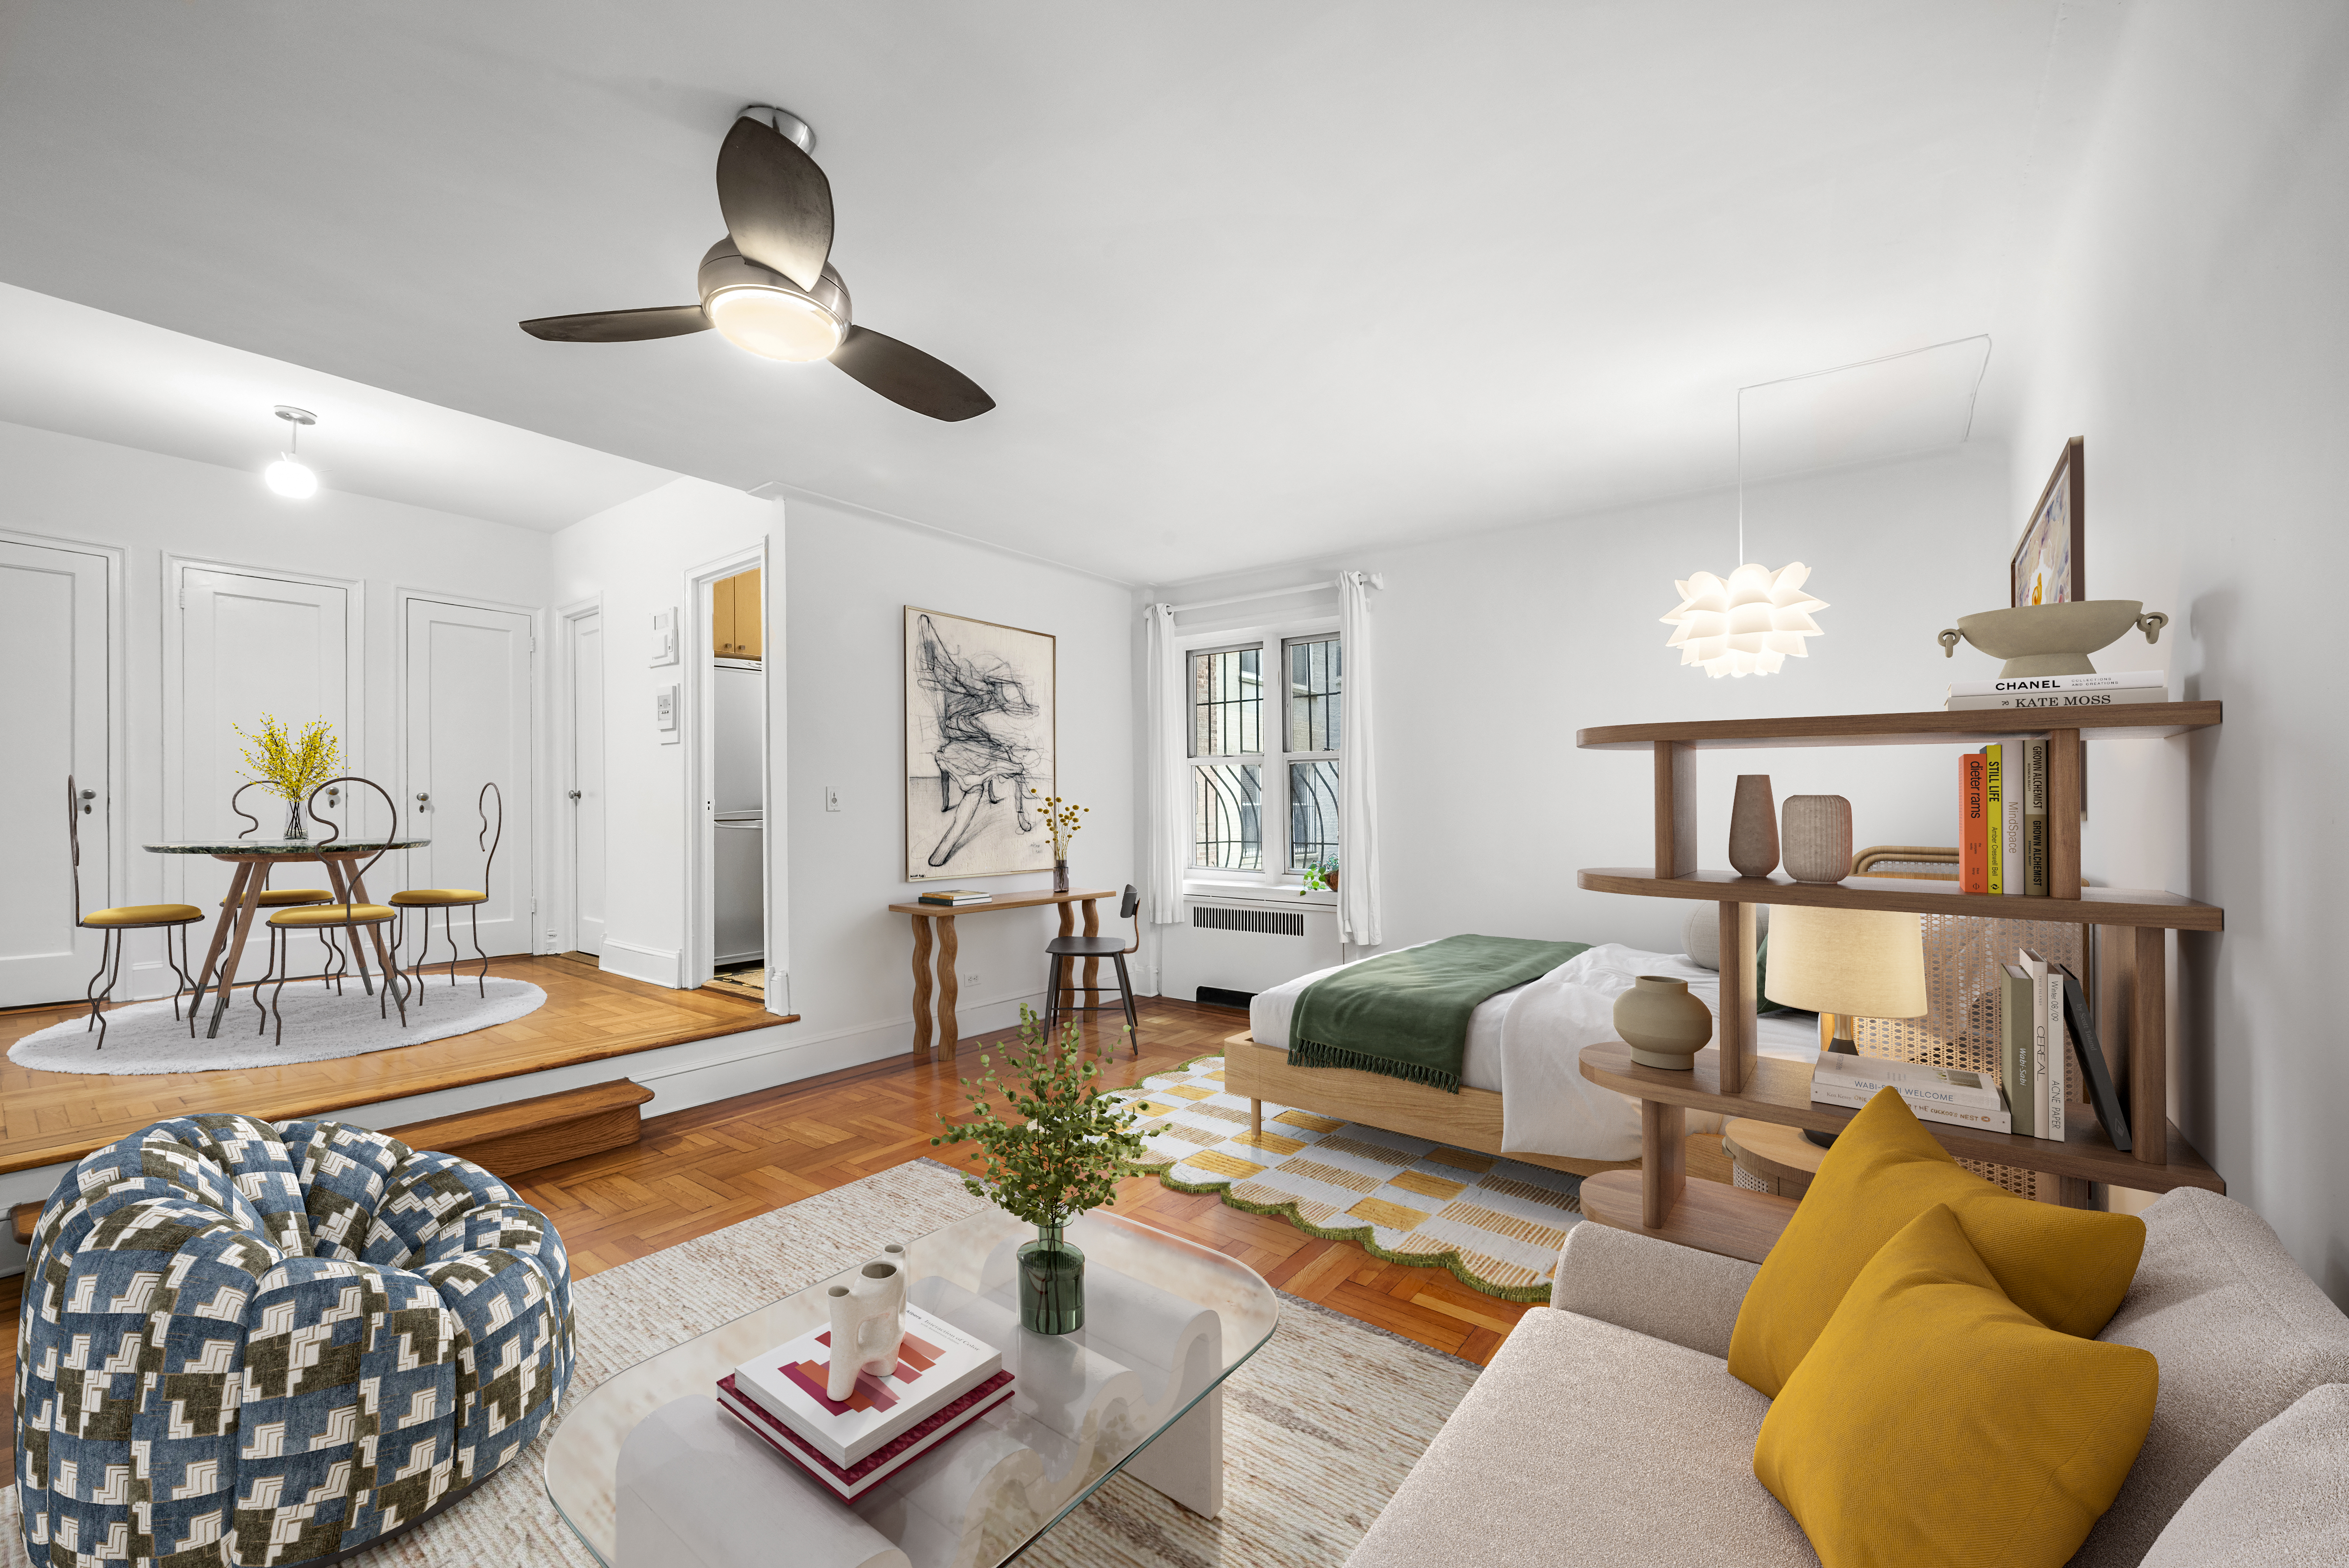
[8,976,548,1075]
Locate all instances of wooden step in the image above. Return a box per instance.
[387,1079,655,1180]
[8,1079,657,1246]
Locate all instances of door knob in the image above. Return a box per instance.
[568,790,583,800]
[415,792,429,802]
[79,789,95,814]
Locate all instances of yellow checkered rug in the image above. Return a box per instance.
[1113,1056,1584,1302]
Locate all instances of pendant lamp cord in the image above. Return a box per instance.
[1735,386,1745,567]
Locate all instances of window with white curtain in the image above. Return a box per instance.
[1187,626,1340,881]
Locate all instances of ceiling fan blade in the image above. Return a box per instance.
[519,306,710,343]
[830,326,995,421]
[717,115,834,293]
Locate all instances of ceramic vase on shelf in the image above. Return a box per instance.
[823,1256,909,1399]
[1728,775,1778,877]
[1781,795,1853,883]
[1053,859,1072,894]
[1019,1223,1085,1335]
[1613,976,1716,1071]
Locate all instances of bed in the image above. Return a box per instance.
[1223,939,1823,1176]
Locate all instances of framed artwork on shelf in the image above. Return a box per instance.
[2012,437,2085,607]
[903,606,1057,881]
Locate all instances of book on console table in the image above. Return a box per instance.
[916,889,995,906]
[1810,1053,2013,1133]
[728,1301,1006,1471]
[716,1368,1014,1502]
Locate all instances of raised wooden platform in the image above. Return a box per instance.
[0,955,788,1177]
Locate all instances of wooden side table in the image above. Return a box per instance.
[887,888,1116,1053]
[1722,1117,1827,1200]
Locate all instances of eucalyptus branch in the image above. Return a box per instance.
[931,1006,1146,1229]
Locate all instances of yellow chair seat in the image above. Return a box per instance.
[268,903,398,928]
[390,889,487,907]
[226,889,336,908]
[83,903,204,928]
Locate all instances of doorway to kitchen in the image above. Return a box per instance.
[685,550,780,1010]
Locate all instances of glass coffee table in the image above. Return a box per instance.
[545,1205,1281,1568]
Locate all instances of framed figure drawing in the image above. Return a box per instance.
[2014,437,2085,607]
[904,607,1056,880]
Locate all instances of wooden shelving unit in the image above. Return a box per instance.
[1573,702,2224,1261]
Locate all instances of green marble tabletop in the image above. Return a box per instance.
[142,838,430,855]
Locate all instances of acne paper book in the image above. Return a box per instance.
[730,1301,1005,1470]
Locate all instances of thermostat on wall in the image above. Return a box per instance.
[650,609,678,667]
[655,682,679,744]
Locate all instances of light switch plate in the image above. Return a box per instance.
[655,682,679,743]
[650,609,678,667]
[824,786,840,812]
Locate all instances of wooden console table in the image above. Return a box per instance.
[888,888,1115,1053]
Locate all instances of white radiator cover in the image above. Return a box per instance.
[1158,899,1340,1001]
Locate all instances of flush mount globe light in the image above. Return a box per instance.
[1661,562,1827,677]
[263,405,318,498]
[518,106,993,422]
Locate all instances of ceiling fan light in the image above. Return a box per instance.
[264,455,317,498]
[707,285,843,363]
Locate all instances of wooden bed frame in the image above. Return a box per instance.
[1221,1029,1636,1179]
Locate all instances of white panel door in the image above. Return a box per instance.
[0,539,109,1005]
[569,610,606,956]
[404,598,534,956]
[177,565,352,975]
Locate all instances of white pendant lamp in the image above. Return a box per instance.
[1659,382,1827,677]
[264,405,319,498]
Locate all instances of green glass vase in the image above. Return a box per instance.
[1017,1224,1085,1335]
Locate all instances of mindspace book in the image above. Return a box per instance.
[729,1302,1006,1470]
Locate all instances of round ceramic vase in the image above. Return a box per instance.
[1729,776,1779,877]
[1781,795,1854,883]
[1614,976,1715,1070]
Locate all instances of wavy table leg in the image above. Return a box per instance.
[910,916,934,1052]
[937,916,960,1054]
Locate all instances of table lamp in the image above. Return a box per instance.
[1764,904,1928,1147]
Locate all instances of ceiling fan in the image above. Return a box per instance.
[519,107,994,422]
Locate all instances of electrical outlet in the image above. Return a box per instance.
[964,971,979,986]
[824,786,840,812]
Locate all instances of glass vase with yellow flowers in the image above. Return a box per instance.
[233,715,342,840]
[1030,790,1089,894]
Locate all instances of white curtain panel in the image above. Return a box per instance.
[1336,571,1383,946]
[1143,602,1190,924]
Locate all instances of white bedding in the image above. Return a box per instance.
[1247,942,1820,1162]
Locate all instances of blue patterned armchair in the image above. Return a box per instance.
[14,1114,573,1566]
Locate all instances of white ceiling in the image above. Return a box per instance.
[0,282,676,530]
[0,1,2102,579]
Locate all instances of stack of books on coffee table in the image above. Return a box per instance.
[716,1304,1015,1501]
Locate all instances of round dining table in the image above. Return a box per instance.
[144,836,429,1039]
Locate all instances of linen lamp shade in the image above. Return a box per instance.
[1765,905,1927,1022]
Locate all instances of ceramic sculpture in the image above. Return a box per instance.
[1729,775,1780,876]
[1781,795,1853,883]
[826,1256,910,1399]
[1936,600,2168,676]
[1613,975,1716,1070]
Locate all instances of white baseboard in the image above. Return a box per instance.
[600,938,683,988]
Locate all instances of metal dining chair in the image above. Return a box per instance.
[391,781,500,1005]
[1041,884,1142,1056]
[65,775,202,1048]
[259,776,410,1044]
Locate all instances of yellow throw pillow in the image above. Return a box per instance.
[1755,1203,2158,1568]
[1729,1086,2144,1397]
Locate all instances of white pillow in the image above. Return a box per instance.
[2139,1384,2349,1568]
[1683,903,1767,971]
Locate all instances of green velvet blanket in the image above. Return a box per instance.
[1287,935,1591,1094]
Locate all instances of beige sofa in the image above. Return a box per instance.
[1346,1189,2349,1567]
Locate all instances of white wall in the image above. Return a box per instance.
[0,417,552,985]
[785,495,1136,1063]
[1152,442,2012,963]
[1987,0,2349,1298]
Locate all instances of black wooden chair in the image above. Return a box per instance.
[1041,884,1141,1056]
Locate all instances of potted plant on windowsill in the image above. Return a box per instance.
[1299,857,1338,896]
[931,1007,1147,1334]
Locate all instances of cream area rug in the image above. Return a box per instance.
[1115,1056,1586,1302]
[6,977,546,1075]
[3,1159,1478,1568]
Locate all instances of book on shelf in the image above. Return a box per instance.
[2017,948,2067,1140]
[1960,753,1989,893]
[716,1368,1015,1502]
[2000,963,2037,1141]
[1811,1050,2006,1111]
[1983,745,2005,895]
[2060,965,2132,1152]
[728,1301,1006,1471]
[2022,736,2049,897]
[1946,688,2169,711]
[916,889,994,905]
[1810,1077,2013,1133]
[1947,670,2165,697]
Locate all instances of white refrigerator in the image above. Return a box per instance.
[713,662,763,967]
